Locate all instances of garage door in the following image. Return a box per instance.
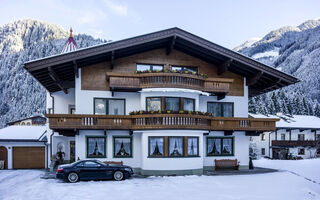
[13,147,45,169]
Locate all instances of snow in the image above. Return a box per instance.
[252,47,280,59]
[254,158,320,183]
[0,159,319,200]
[0,125,46,140]
[249,113,320,129]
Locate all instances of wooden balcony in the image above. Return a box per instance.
[106,72,233,94]
[46,114,278,133]
[272,140,319,147]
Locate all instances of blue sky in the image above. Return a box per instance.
[1,0,320,48]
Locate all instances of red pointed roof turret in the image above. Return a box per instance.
[61,28,78,53]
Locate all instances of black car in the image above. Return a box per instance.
[56,160,134,183]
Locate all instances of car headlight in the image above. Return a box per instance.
[124,167,132,172]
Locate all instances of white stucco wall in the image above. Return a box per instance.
[75,130,141,168]
[203,131,249,168]
[0,142,47,169]
[140,130,205,171]
[46,88,75,114]
[75,69,140,114]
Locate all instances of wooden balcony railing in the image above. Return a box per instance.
[46,114,278,132]
[272,140,319,147]
[106,72,233,94]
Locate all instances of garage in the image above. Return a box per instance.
[0,125,47,169]
[13,147,45,169]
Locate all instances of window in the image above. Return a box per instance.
[113,137,132,158]
[146,97,162,111]
[94,98,125,115]
[94,98,107,115]
[108,99,125,115]
[207,102,233,117]
[187,137,199,156]
[261,148,265,155]
[171,66,198,73]
[169,137,183,157]
[207,137,234,156]
[148,136,199,157]
[165,97,180,111]
[83,161,101,168]
[87,136,106,158]
[184,98,195,111]
[146,97,195,112]
[317,134,320,141]
[298,148,305,155]
[281,134,285,141]
[298,134,305,141]
[137,64,163,72]
[261,133,265,141]
[149,137,164,157]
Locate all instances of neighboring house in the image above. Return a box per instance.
[0,125,47,169]
[6,115,47,126]
[23,28,298,175]
[250,113,320,159]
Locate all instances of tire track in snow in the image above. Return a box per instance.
[280,170,320,185]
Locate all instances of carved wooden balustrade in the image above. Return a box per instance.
[106,72,233,93]
[272,140,319,147]
[46,114,278,132]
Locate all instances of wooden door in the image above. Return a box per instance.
[0,146,8,169]
[70,141,75,163]
[13,147,45,169]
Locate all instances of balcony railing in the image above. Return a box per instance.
[46,114,278,132]
[106,72,233,94]
[272,140,319,147]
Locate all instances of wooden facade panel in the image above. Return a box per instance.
[81,62,111,91]
[13,147,45,169]
[81,48,244,96]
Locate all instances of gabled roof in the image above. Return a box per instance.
[24,27,299,96]
[250,113,320,130]
[0,125,47,142]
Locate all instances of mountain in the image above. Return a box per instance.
[235,19,320,116]
[0,19,105,127]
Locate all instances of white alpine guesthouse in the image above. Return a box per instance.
[23,28,298,175]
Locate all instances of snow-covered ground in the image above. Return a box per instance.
[0,159,319,200]
[255,158,320,183]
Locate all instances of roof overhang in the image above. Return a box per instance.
[24,27,299,96]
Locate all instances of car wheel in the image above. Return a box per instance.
[113,171,124,181]
[67,172,79,183]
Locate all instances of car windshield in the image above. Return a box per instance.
[94,160,106,166]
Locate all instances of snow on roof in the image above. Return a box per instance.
[0,125,47,141]
[249,113,320,129]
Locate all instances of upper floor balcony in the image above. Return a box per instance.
[46,113,278,134]
[272,140,319,147]
[106,72,234,94]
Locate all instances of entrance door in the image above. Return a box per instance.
[70,141,75,163]
[0,146,8,169]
